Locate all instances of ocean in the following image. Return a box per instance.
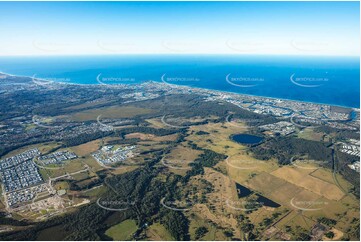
[0,55,359,108]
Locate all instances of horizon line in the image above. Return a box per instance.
[0,70,359,110]
[0,53,360,58]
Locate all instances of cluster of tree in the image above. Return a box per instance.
[239,218,256,241]
[195,130,209,135]
[32,86,134,116]
[336,150,360,197]
[316,125,360,140]
[69,177,103,191]
[63,131,112,147]
[296,232,311,240]
[345,218,360,240]
[250,136,332,165]
[104,160,192,239]
[244,196,263,214]
[160,210,190,240]
[0,134,52,157]
[229,113,278,126]
[337,149,359,164]
[132,94,275,124]
[117,126,179,138]
[108,137,140,146]
[324,231,335,239]
[0,202,113,240]
[317,217,337,227]
[195,226,208,239]
[0,213,31,226]
[0,145,21,158]
[182,146,226,183]
[197,149,227,167]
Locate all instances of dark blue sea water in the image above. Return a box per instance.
[0,55,359,108]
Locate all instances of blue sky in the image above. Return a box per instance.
[0,1,359,56]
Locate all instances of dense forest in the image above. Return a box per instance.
[250,136,333,165]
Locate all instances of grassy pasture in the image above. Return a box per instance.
[298,128,325,142]
[66,106,154,121]
[64,99,111,111]
[71,139,101,157]
[163,143,202,172]
[146,223,174,241]
[271,166,345,201]
[105,219,138,241]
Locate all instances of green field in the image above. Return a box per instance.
[297,128,325,141]
[146,223,174,241]
[66,105,155,121]
[105,219,138,240]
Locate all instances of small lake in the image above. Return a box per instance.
[256,194,281,208]
[234,183,280,208]
[231,134,263,145]
[236,183,253,198]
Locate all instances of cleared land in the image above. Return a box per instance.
[66,106,154,121]
[298,128,325,142]
[162,144,202,173]
[271,166,345,201]
[146,223,174,241]
[105,219,138,241]
[125,132,178,142]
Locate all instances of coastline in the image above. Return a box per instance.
[173,81,360,111]
[1,71,359,110]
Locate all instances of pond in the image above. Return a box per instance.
[234,183,280,208]
[231,134,263,144]
[236,183,253,198]
[256,194,281,208]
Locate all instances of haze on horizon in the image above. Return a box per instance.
[0,1,359,56]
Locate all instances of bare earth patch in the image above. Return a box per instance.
[271,166,344,201]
